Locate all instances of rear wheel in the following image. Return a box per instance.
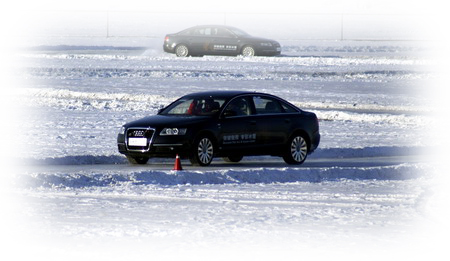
[126,155,149,165]
[222,155,243,163]
[190,136,214,166]
[283,134,308,165]
[175,44,189,57]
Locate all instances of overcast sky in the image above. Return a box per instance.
[3,0,438,14]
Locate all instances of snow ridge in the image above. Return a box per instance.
[19,163,428,189]
[22,146,422,165]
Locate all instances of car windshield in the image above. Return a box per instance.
[160,97,226,116]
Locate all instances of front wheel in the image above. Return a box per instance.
[241,46,255,57]
[190,136,214,166]
[283,135,308,165]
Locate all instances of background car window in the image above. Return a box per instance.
[216,28,234,37]
[253,96,283,114]
[224,97,252,117]
[192,27,212,36]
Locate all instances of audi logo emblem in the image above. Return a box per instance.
[132,130,145,137]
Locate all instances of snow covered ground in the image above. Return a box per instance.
[4,38,447,260]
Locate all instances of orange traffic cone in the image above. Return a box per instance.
[173,154,183,171]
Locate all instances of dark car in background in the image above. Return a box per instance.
[163,25,281,57]
[117,91,320,166]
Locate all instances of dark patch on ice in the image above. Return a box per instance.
[25,67,427,81]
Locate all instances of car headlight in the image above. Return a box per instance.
[119,126,125,135]
[260,42,273,47]
[160,128,187,136]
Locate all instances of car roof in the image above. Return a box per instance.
[184,90,251,98]
[180,91,301,112]
[187,25,237,29]
[181,25,244,32]
[183,90,285,100]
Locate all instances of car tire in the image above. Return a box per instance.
[175,44,189,57]
[190,135,214,166]
[126,155,149,165]
[283,134,308,165]
[241,45,255,57]
[222,155,243,163]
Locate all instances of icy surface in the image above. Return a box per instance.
[16,44,433,161]
[9,41,441,260]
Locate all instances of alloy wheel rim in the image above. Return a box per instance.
[242,47,255,57]
[198,138,213,164]
[290,136,307,162]
[176,46,188,57]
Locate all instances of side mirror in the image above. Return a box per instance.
[157,105,165,114]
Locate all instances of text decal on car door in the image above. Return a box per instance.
[213,45,238,51]
[223,133,256,144]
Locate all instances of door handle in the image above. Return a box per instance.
[249,120,256,125]
[284,119,291,123]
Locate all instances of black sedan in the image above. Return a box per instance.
[163,25,281,57]
[117,91,320,166]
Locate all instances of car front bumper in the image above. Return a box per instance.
[256,46,281,56]
[118,133,192,158]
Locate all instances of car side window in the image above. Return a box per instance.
[192,27,212,36]
[223,97,252,117]
[216,28,234,38]
[253,96,283,114]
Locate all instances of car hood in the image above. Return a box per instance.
[124,115,210,128]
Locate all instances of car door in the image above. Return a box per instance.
[251,95,292,149]
[217,96,257,153]
[187,27,214,55]
[209,27,240,55]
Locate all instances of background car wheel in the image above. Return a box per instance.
[190,136,214,166]
[283,134,308,165]
[175,44,189,57]
[241,46,255,57]
[126,155,149,164]
[222,155,243,163]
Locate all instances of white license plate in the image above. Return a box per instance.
[128,137,147,146]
